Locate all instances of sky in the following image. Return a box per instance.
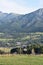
[0,0,43,14]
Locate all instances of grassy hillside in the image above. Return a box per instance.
[0,32,43,47]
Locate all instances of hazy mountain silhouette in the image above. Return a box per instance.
[0,8,43,33]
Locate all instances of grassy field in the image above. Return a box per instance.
[0,55,43,65]
[0,47,11,53]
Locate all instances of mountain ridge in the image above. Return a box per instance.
[0,8,43,33]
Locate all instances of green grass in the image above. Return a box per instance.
[0,38,13,42]
[0,55,43,65]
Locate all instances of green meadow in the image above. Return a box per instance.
[0,55,43,65]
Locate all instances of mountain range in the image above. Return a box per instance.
[0,8,43,33]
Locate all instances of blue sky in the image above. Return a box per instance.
[0,0,43,14]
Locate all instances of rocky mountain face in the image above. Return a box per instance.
[0,8,43,33]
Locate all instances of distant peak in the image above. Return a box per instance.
[39,8,43,11]
[34,8,43,16]
[39,8,43,10]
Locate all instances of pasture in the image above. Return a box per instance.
[0,55,43,65]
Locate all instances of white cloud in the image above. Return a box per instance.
[0,0,38,14]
